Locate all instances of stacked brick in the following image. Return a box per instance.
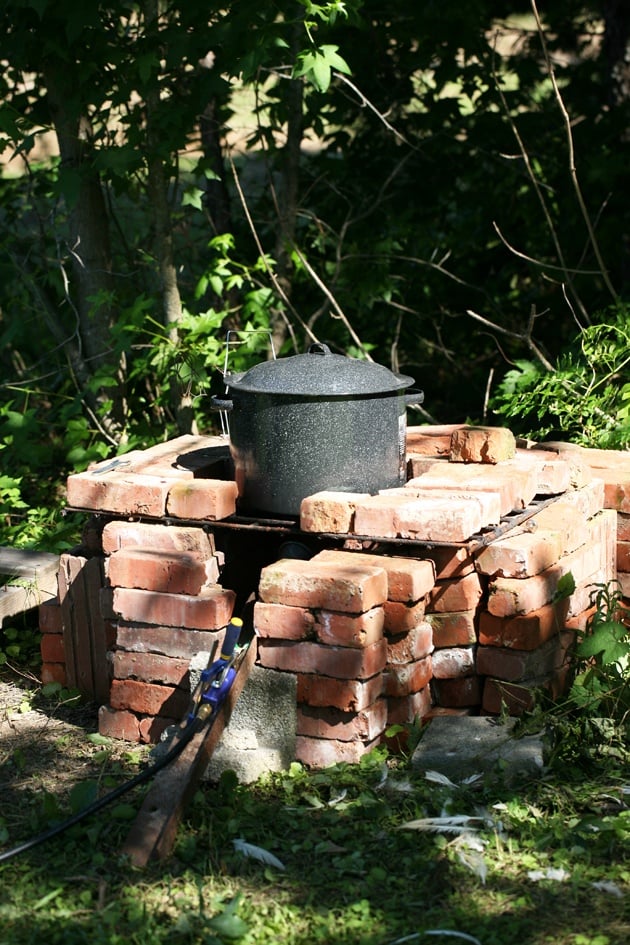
[97,520,235,743]
[254,550,436,765]
[474,481,617,714]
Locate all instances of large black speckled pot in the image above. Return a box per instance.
[212,343,424,517]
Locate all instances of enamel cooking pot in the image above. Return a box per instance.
[211,343,424,516]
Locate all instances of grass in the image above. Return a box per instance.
[0,700,628,945]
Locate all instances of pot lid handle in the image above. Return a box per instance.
[307,342,331,356]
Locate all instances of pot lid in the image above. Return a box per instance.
[226,343,415,397]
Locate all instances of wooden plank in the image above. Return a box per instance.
[120,638,257,867]
[0,548,59,625]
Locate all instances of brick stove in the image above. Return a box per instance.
[39,425,630,768]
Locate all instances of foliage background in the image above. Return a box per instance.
[1,0,629,550]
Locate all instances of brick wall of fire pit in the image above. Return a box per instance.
[37,426,630,767]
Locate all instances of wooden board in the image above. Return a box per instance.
[0,548,59,625]
[58,552,110,703]
[120,638,257,867]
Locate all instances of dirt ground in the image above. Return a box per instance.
[0,666,151,842]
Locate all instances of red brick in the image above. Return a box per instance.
[257,638,387,679]
[102,521,215,557]
[254,602,315,640]
[40,663,67,686]
[531,481,606,554]
[66,471,172,517]
[478,600,569,650]
[386,687,433,725]
[477,631,574,681]
[383,598,427,633]
[40,633,65,663]
[38,598,63,633]
[407,460,537,516]
[398,487,502,526]
[166,478,238,521]
[481,672,571,715]
[474,528,564,578]
[428,571,483,614]
[427,611,477,647]
[300,492,369,534]
[98,705,141,742]
[296,700,388,741]
[295,735,381,767]
[115,623,227,659]
[426,706,473,719]
[514,449,572,495]
[314,609,384,648]
[422,546,475,580]
[406,424,466,457]
[386,622,434,663]
[138,715,178,744]
[352,493,421,539]
[431,675,482,707]
[431,646,476,679]
[617,513,630,541]
[258,558,388,613]
[383,656,433,697]
[112,585,235,630]
[393,495,485,543]
[313,549,435,602]
[107,548,210,595]
[296,674,383,711]
[111,651,190,687]
[110,678,189,717]
[407,455,450,478]
[617,540,630,573]
[450,426,516,464]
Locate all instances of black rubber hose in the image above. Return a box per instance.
[0,716,202,865]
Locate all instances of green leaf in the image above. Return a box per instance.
[69,780,99,814]
[182,186,205,210]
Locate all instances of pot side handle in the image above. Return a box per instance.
[405,388,424,406]
[210,395,233,411]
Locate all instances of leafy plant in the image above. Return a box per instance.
[491,307,630,448]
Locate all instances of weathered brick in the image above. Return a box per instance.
[66,471,172,517]
[514,449,572,495]
[400,490,501,531]
[386,622,434,663]
[474,528,564,578]
[111,650,190,687]
[386,686,433,725]
[314,608,384,648]
[617,540,630,573]
[352,493,422,539]
[98,705,141,742]
[431,646,476,679]
[477,631,574,681]
[257,638,387,679]
[258,558,388,613]
[110,678,189,717]
[382,656,433,697]
[427,611,477,647]
[166,478,238,521]
[450,426,516,464]
[112,585,235,630]
[313,549,436,602]
[254,602,315,640]
[296,700,388,741]
[431,675,482,707]
[295,735,380,767]
[428,571,484,614]
[393,495,485,543]
[407,424,466,457]
[407,460,537,516]
[40,663,67,686]
[599,472,630,512]
[617,513,630,541]
[530,481,606,554]
[421,546,475,580]
[40,633,65,663]
[482,667,571,715]
[478,599,569,650]
[300,492,369,534]
[108,548,210,595]
[102,521,215,557]
[296,673,383,711]
[138,715,178,744]
[115,622,227,658]
[383,598,427,633]
[38,598,63,633]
